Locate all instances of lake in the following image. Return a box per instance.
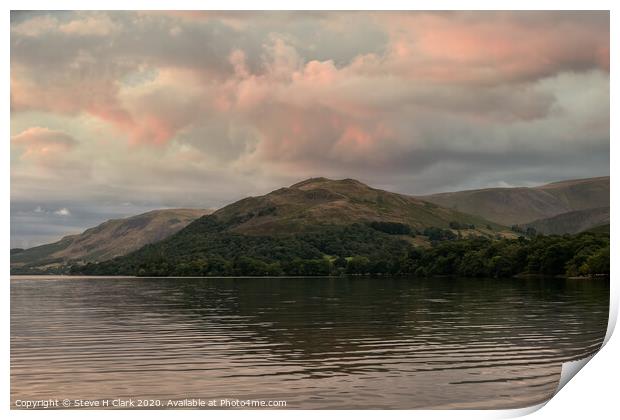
[11,276,609,409]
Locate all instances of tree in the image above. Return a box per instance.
[540,243,573,275]
[458,251,488,277]
[488,255,513,278]
[585,246,609,275]
[346,256,370,274]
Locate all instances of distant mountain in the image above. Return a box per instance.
[16,176,610,277]
[420,176,609,227]
[11,208,211,274]
[74,178,512,276]
[210,177,503,235]
[525,207,610,235]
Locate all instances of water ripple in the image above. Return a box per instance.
[11,276,609,409]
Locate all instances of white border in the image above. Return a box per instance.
[3,2,617,420]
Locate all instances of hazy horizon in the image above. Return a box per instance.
[10,11,610,248]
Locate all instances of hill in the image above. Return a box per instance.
[420,176,609,226]
[73,178,513,276]
[11,208,211,274]
[524,207,610,235]
[210,177,504,235]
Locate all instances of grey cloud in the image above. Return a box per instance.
[11,11,389,79]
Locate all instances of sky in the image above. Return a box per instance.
[10,11,610,248]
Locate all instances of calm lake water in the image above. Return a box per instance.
[11,276,608,409]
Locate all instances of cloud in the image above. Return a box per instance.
[54,208,71,216]
[10,11,609,150]
[371,11,609,85]
[11,127,78,159]
[58,14,120,36]
[11,12,120,37]
[11,14,58,37]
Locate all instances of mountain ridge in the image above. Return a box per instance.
[524,206,610,235]
[71,176,610,278]
[208,177,505,236]
[11,208,212,273]
[12,175,609,275]
[420,176,609,226]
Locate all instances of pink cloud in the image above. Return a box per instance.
[10,11,609,160]
[11,66,126,118]
[371,12,609,85]
[12,127,78,159]
[12,65,210,146]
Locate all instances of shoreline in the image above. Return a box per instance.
[10,274,610,280]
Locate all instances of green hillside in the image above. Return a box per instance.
[70,178,519,277]
[210,177,504,235]
[17,176,609,278]
[11,208,211,274]
[586,224,610,235]
[525,207,609,235]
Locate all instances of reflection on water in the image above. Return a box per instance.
[11,276,609,409]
